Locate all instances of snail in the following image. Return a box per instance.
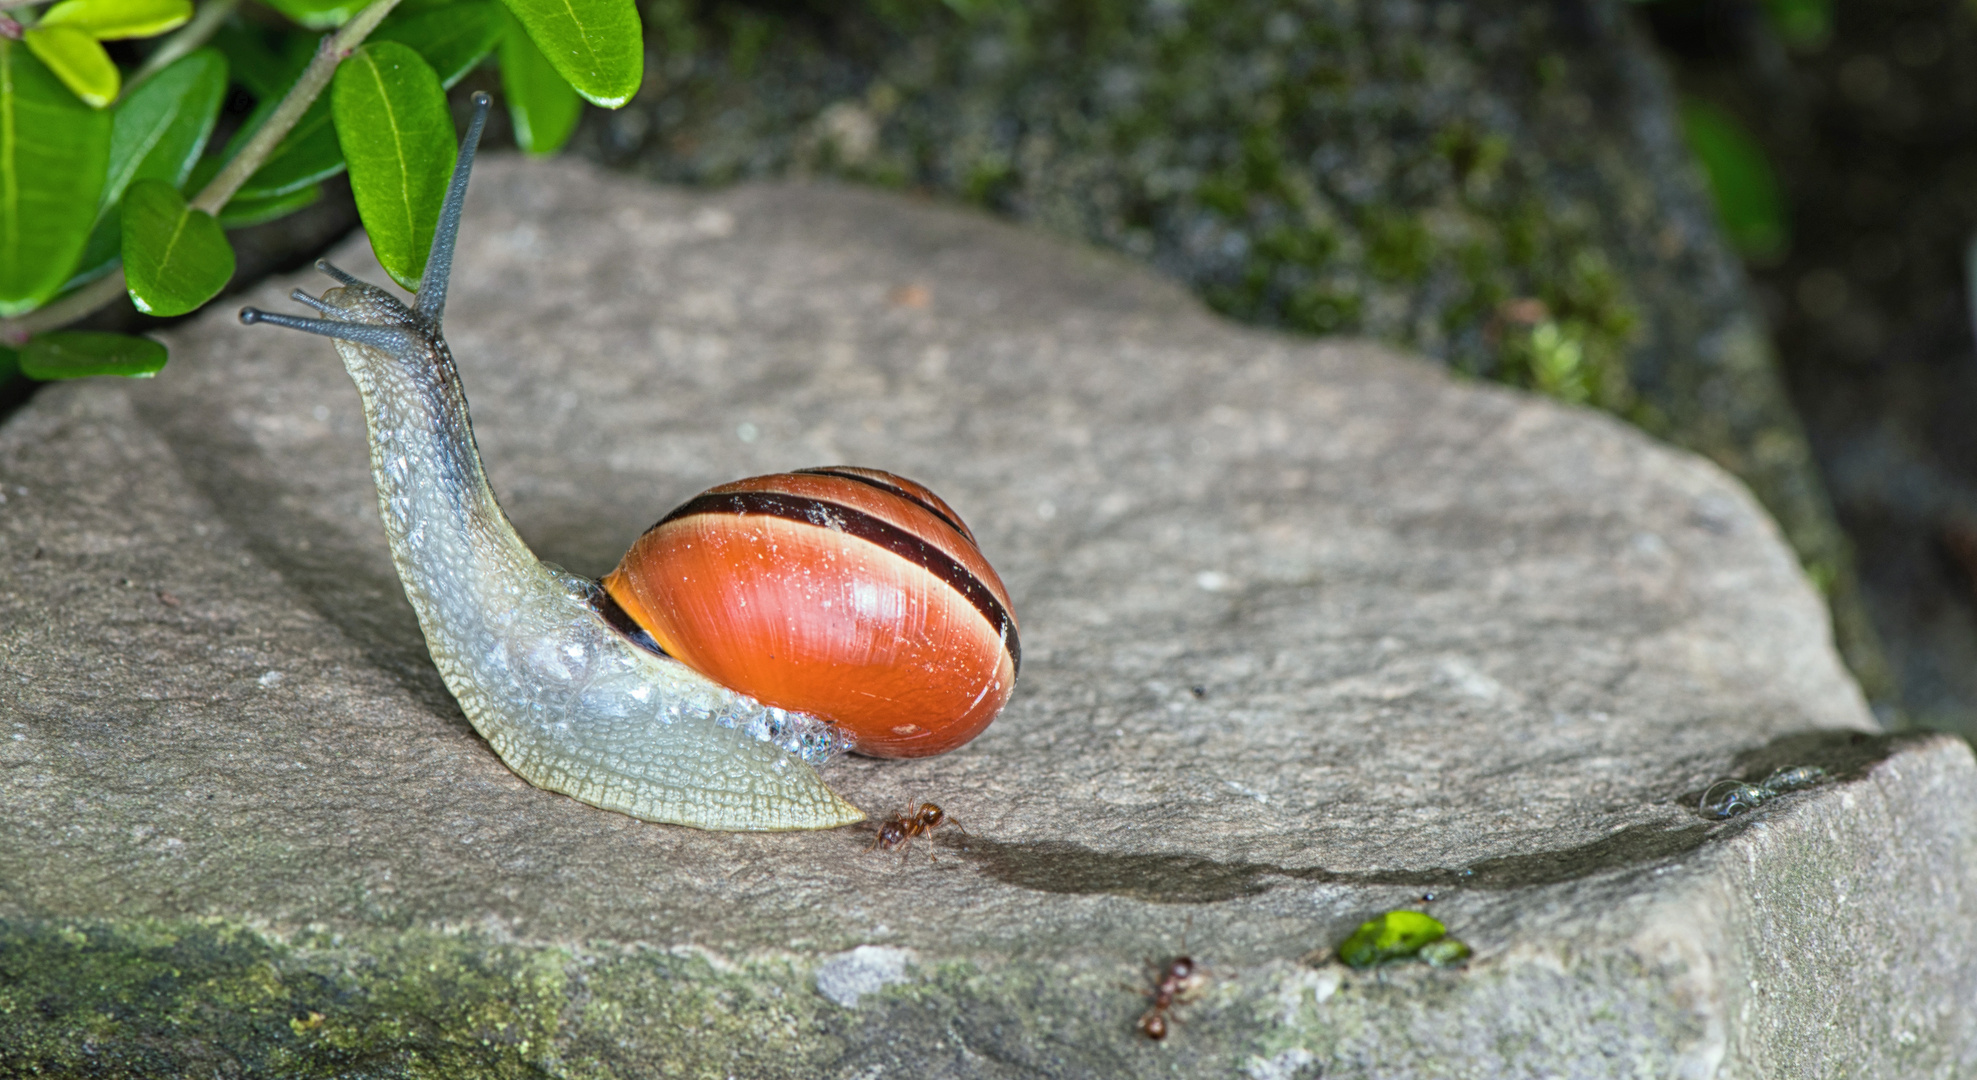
[238,93,1018,832]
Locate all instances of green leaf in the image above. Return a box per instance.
[1679,100,1789,263]
[181,153,326,226]
[230,93,345,200]
[21,331,167,379]
[332,42,454,289]
[218,182,321,227]
[103,48,227,216]
[39,0,192,39]
[261,0,374,30]
[122,178,234,316]
[0,344,19,385]
[499,6,581,154]
[0,40,112,316]
[496,0,640,107]
[1336,911,1448,969]
[23,26,119,108]
[1418,937,1472,967]
[373,2,503,88]
[65,209,123,289]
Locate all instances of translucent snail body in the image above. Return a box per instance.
[240,94,1015,831]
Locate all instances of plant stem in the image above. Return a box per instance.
[0,273,128,345]
[121,0,242,101]
[0,0,402,345]
[191,0,400,215]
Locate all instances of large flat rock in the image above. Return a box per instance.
[2,157,1971,1078]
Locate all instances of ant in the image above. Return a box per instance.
[1133,920,1209,1040]
[868,802,964,861]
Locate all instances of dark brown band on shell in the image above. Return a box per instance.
[792,467,975,542]
[649,491,1021,673]
[590,584,669,658]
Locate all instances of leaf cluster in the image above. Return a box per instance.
[0,0,639,381]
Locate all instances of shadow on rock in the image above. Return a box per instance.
[1673,730,1904,813]
[954,820,1718,903]
[961,731,1909,904]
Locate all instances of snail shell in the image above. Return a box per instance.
[602,467,1019,758]
[236,94,1015,830]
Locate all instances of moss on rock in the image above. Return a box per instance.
[0,919,572,1077]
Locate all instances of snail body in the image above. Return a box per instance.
[239,94,1015,831]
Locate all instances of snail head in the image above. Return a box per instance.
[239,91,493,354]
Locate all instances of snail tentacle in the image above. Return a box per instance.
[313,259,368,290]
[241,92,863,831]
[408,93,488,329]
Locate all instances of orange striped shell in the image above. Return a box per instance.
[601,468,1018,758]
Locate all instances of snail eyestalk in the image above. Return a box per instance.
[241,91,862,831]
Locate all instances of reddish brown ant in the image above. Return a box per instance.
[1133,919,1209,1040]
[867,802,964,861]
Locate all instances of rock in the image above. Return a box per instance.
[1,157,1970,1077]
[815,946,915,1009]
[579,0,1891,704]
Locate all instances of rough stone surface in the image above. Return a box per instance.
[580,0,1890,703]
[1,157,1972,1078]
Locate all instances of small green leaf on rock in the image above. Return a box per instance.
[23,25,119,108]
[21,331,167,379]
[122,178,234,316]
[218,183,322,228]
[0,344,20,386]
[499,5,582,155]
[1336,910,1448,969]
[496,0,641,107]
[1418,937,1472,968]
[374,2,503,88]
[332,42,454,289]
[105,48,228,213]
[0,40,112,316]
[39,0,192,39]
[1679,100,1788,264]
